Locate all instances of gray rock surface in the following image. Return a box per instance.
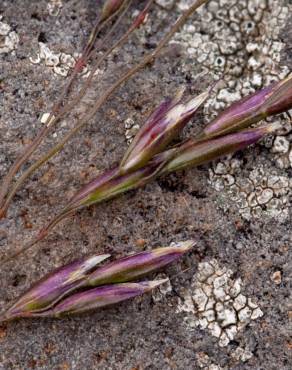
[0,1,291,369]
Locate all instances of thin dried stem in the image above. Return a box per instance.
[0,0,148,217]
[1,0,209,264]
[0,0,208,219]
[56,0,134,120]
[2,209,76,263]
[0,1,129,212]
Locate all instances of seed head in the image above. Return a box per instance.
[120,88,211,173]
[86,240,195,286]
[21,280,169,318]
[3,254,110,321]
[1,242,193,321]
[202,75,292,138]
[163,124,278,173]
[67,160,164,211]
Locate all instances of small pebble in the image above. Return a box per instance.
[271,271,282,285]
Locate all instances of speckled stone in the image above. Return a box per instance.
[0,1,291,369]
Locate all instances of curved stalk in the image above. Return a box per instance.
[0,0,150,218]
[0,0,208,218]
[1,0,209,263]
[0,1,129,211]
[53,0,134,121]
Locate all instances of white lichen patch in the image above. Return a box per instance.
[231,346,253,362]
[0,18,19,54]
[269,117,292,169]
[152,273,173,303]
[171,0,292,220]
[209,161,291,221]
[174,0,290,100]
[199,350,255,370]
[47,0,63,17]
[124,117,140,144]
[30,42,77,77]
[177,259,263,347]
[196,352,226,370]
